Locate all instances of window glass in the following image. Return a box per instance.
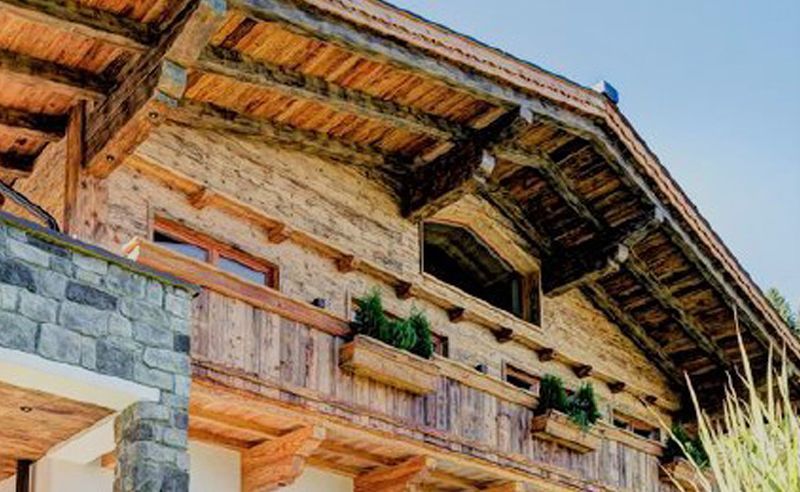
[218,255,267,285]
[153,231,208,262]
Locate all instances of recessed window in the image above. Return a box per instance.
[503,363,540,393]
[422,222,539,323]
[154,218,278,288]
[431,332,449,357]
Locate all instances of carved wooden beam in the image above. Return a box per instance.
[582,282,685,389]
[403,107,532,221]
[624,253,731,372]
[241,425,326,492]
[542,242,629,296]
[0,0,156,50]
[84,0,228,178]
[166,99,391,168]
[0,48,113,100]
[197,45,472,142]
[0,105,67,142]
[354,456,436,492]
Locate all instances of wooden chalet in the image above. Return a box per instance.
[0,1,797,491]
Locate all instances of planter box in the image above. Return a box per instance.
[660,458,708,491]
[531,410,601,453]
[339,335,440,395]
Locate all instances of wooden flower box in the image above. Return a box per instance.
[531,410,601,453]
[660,458,707,491]
[339,335,440,395]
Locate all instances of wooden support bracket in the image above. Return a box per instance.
[354,456,436,492]
[187,186,216,209]
[266,224,292,244]
[573,364,593,379]
[241,425,326,492]
[493,326,514,344]
[336,254,361,273]
[536,348,556,362]
[394,281,414,300]
[608,381,626,394]
[447,307,466,323]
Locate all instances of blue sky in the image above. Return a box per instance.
[392,0,800,306]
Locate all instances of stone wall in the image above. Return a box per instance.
[0,212,196,491]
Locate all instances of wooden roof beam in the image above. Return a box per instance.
[0,48,112,100]
[624,253,732,372]
[0,0,155,50]
[582,282,685,389]
[493,143,603,231]
[166,99,391,168]
[197,45,473,142]
[241,425,326,492]
[0,105,67,142]
[403,107,533,221]
[354,456,436,492]
[84,0,228,177]
[542,242,629,296]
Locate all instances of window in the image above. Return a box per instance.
[503,363,540,393]
[153,219,278,288]
[612,411,661,441]
[431,332,449,357]
[422,222,540,324]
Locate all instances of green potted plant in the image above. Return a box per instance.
[341,289,440,395]
[660,424,709,489]
[531,375,602,453]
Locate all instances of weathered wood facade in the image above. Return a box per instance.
[0,1,797,491]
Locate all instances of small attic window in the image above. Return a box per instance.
[422,222,539,323]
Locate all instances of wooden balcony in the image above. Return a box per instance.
[126,239,671,491]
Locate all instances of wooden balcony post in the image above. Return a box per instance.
[354,456,436,492]
[241,425,326,492]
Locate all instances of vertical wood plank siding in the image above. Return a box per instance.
[192,289,669,491]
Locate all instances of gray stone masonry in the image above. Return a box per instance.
[0,212,198,492]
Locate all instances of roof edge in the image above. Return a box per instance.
[298,0,799,355]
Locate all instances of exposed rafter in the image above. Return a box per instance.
[542,242,629,296]
[0,0,156,49]
[403,106,532,221]
[582,282,685,389]
[197,45,473,142]
[493,142,603,231]
[0,48,113,100]
[84,0,228,177]
[624,253,731,372]
[166,99,392,168]
[0,105,67,142]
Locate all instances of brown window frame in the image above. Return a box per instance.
[431,331,449,357]
[153,217,279,289]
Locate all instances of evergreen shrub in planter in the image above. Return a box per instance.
[340,289,439,394]
[531,375,602,453]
